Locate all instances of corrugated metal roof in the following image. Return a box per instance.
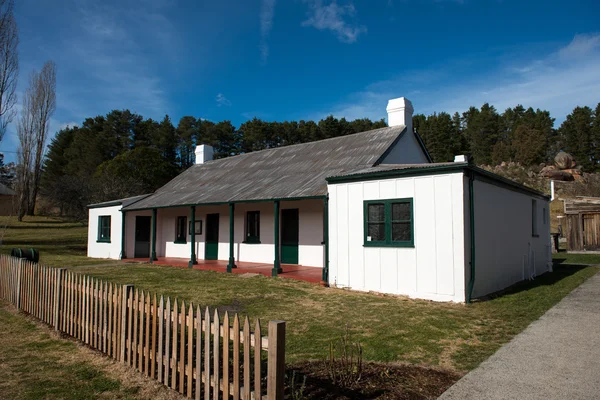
[329,162,462,178]
[88,194,151,209]
[124,125,407,210]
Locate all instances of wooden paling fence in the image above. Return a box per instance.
[0,255,285,400]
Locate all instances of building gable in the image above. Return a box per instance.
[377,130,432,165]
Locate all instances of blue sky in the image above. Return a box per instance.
[2,0,600,162]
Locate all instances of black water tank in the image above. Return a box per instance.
[11,248,40,263]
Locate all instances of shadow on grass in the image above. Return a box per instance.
[4,225,84,230]
[475,265,588,302]
[1,238,85,246]
[19,218,83,225]
[553,257,568,264]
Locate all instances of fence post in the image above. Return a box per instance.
[16,259,23,309]
[53,268,66,331]
[120,284,133,363]
[267,320,286,400]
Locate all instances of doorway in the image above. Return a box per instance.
[281,208,299,264]
[134,216,151,258]
[205,213,220,260]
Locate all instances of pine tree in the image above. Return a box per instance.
[512,125,547,165]
[177,116,200,169]
[558,106,593,170]
[154,115,178,167]
[462,104,501,165]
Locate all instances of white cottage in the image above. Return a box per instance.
[87,97,552,302]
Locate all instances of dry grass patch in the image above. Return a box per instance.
[0,300,183,400]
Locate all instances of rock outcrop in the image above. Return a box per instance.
[541,152,584,181]
[554,151,576,169]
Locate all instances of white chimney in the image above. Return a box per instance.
[387,97,414,133]
[454,155,468,163]
[195,144,214,164]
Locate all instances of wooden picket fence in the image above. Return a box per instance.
[0,255,285,399]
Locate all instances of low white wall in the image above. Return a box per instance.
[87,205,123,260]
[137,199,325,267]
[328,172,467,302]
[471,179,551,298]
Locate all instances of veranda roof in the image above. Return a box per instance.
[88,194,151,209]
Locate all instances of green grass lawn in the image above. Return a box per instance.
[0,300,181,400]
[1,216,599,376]
[0,216,121,267]
[68,262,597,372]
[553,251,600,265]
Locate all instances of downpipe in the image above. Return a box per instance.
[466,171,476,304]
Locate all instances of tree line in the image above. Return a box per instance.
[38,101,600,219]
[415,103,600,169]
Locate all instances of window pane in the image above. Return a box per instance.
[368,223,385,241]
[392,202,411,221]
[368,204,384,222]
[246,212,260,239]
[176,217,186,241]
[392,222,411,242]
[99,216,111,240]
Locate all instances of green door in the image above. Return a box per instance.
[281,209,299,264]
[205,213,219,260]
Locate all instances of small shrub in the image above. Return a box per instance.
[325,325,363,388]
[287,370,307,400]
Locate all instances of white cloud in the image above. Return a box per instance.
[216,93,232,107]
[302,0,366,44]
[259,0,276,64]
[58,0,177,119]
[558,33,600,60]
[315,33,600,125]
[1,0,180,163]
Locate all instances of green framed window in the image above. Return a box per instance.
[364,198,414,247]
[175,216,187,243]
[245,211,260,243]
[97,216,111,243]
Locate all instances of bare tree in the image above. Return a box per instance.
[27,61,56,215]
[0,0,18,141]
[15,61,56,219]
[16,73,35,221]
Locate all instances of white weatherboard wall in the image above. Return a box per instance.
[328,172,467,302]
[380,131,430,164]
[471,179,551,298]
[147,199,324,267]
[87,205,123,259]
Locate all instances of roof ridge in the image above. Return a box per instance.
[200,124,403,165]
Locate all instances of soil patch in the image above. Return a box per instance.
[287,361,462,399]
